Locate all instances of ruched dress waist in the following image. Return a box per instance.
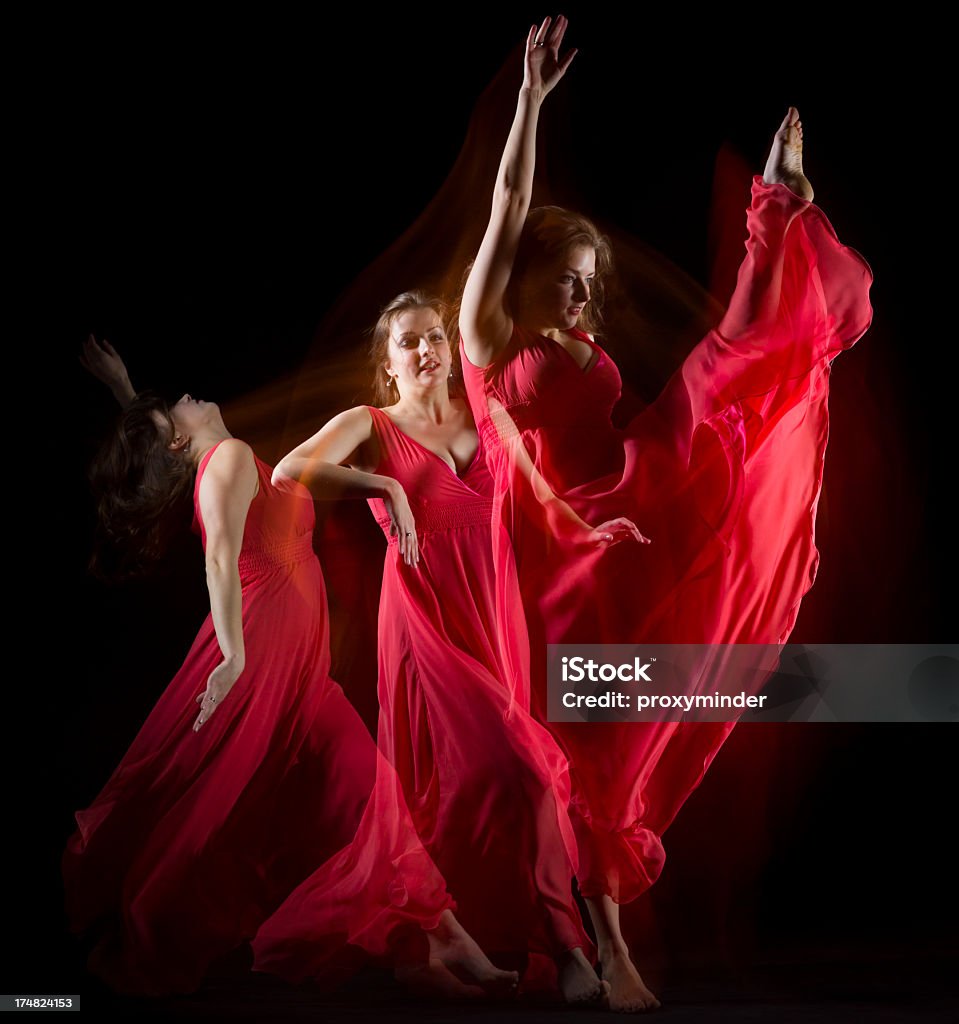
[237,531,316,578]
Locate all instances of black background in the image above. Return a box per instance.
[14,4,956,1013]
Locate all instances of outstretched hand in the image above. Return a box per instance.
[590,518,652,548]
[523,15,577,97]
[80,334,136,406]
[543,494,652,550]
[80,334,128,387]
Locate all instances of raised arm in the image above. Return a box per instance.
[193,438,259,730]
[80,334,137,407]
[459,15,576,368]
[272,406,421,567]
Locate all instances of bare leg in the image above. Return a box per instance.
[424,909,519,996]
[586,895,661,1012]
[763,106,814,201]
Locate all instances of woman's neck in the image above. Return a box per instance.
[522,317,569,341]
[190,426,234,468]
[390,387,456,425]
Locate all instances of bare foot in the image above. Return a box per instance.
[558,947,608,1006]
[426,910,519,997]
[395,960,486,1001]
[763,106,814,202]
[600,947,661,1013]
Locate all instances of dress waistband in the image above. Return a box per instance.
[237,531,316,575]
[375,500,495,540]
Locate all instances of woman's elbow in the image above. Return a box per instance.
[271,460,295,489]
[205,552,239,577]
[495,183,531,217]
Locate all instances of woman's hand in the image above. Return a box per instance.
[523,14,577,98]
[384,481,420,567]
[545,496,652,549]
[193,656,245,731]
[590,518,652,548]
[79,334,136,406]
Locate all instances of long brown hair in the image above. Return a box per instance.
[447,206,614,345]
[368,290,458,406]
[88,392,196,581]
[507,206,614,336]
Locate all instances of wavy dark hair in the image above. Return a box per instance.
[368,290,459,406]
[88,392,196,581]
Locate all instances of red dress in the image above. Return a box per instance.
[63,441,452,994]
[461,176,875,902]
[256,406,591,984]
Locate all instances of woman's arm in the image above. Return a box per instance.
[459,15,576,368]
[272,407,386,499]
[272,407,421,567]
[193,438,258,730]
[79,335,137,407]
[486,397,650,549]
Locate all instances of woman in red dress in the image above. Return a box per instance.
[64,341,517,997]
[457,15,874,1011]
[258,292,606,1004]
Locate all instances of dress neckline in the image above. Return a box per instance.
[369,406,482,484]
[536,328,603,376]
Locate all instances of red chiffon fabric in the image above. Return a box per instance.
[63,441,451,994]
[250,740,453,985]
[259,406,591,984]
[461,176,874,902]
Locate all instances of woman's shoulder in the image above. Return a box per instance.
[196,439,259,500]
[459,318,526,374]
[328,405,376,432]
[202,438,256,474]
[326,405,381,471]
[343,404,376,419]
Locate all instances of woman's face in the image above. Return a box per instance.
[152,395,221,450]
[384,307,451,394]
[170,394,220,436]
[520,243,596,332]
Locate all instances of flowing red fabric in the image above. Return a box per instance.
[461,176,874,903]
[257,406,592,986]
[63,442,452,994]
[250,739,453,985]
